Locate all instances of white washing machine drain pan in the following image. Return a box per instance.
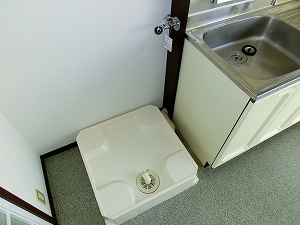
[76,105,198,225]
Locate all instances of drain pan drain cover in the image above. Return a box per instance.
[136,170,160,194]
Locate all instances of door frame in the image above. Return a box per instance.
[0,187,57,225]
[163,0,191,117]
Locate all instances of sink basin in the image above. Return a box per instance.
[202,16,300,80]
[187,0,300,100]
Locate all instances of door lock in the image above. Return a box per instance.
[154,14,181,35]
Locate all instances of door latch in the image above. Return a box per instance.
[154,14,181,35]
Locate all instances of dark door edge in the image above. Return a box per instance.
[0,187,58,225]
[163,0,190,118]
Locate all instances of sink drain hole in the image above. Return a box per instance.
[242,45,257,56]
[136,170,160,194]
[228,51,248,64]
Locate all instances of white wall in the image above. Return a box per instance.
[0,112,52,216]
[0,0,171,154]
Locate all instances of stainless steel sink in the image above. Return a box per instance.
[187,0,300,100]
[202,16,300,80]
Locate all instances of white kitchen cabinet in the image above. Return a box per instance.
[280,87,300,129]
[213,83,299,167]
[174,40,300,168]
[250,84,300,146]
[173,40,250,167]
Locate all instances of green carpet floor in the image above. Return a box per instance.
[44,122,300,225]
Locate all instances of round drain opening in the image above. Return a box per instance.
[136,170,160,194]
[242,45,257,56]
[227,51,248,64]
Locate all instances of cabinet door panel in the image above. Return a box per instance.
[250,90,293,145]
[253,84,300,144]
[283,105,300,128]
[281,87,300,129]
[213,84,297,167]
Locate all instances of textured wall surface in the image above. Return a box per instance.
[0,0,171,154]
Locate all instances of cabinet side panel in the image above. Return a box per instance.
[173,40,249,165]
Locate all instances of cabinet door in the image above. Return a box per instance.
[213,84,297,168]
[278,85,300,130]
[252,83,300,145]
